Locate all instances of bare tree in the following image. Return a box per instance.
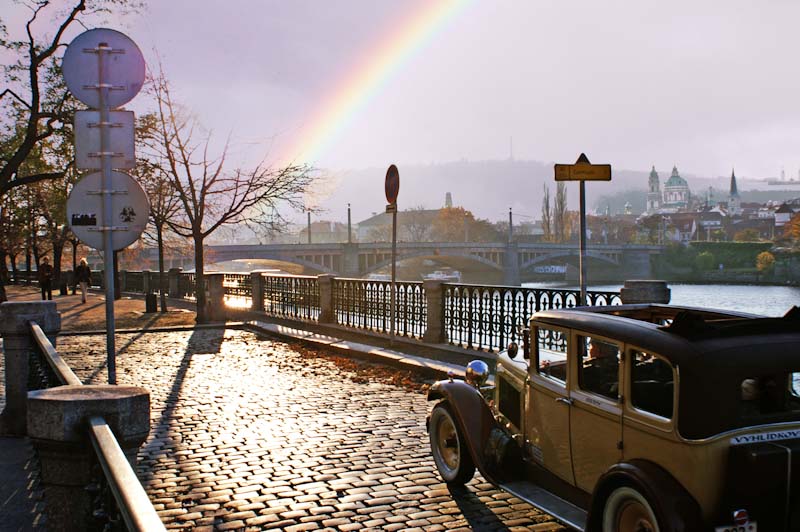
[554,182,568,242]
[541,184,552,242]
[135,112,182,311]
[404,205,433,242]
[150,70,314,322]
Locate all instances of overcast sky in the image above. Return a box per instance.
[9,0,800,180]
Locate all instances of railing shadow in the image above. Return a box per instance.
[136,327,225,486]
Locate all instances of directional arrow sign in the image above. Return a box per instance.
[554,153,612,181]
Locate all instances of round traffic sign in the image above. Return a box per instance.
[67,171,150,251]
[385,164,399,204]
[62,28,145,109]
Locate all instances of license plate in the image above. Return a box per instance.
[715,523,757,532]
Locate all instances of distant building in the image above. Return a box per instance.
[661,166,691,211]
[646,166,661,213]
[728,169,741,216]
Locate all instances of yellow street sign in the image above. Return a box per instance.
[554,153,612,181]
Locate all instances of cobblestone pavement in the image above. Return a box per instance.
[57,328,566,531]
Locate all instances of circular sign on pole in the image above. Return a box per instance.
[67,171,150,250]
[385,164,400,205]
[62,28,145,109]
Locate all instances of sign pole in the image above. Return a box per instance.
[554,153,612,307]
[97,43,117,384]
[579,180,587,306]
[390,208,397,344]
[384,164,400,346]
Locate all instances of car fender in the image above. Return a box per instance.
[586,459,704,532]
[427,380,522,484]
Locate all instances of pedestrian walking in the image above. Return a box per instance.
[75,258,91,304]
[39,257,54,300]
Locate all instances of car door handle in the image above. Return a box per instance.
[555,397,573,406]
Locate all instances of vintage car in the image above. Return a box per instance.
[427,304,800,531]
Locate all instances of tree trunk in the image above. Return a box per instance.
[53,240,64,285]
[194,235,206,323]
[0,251,7,302]
[157,225,168,312]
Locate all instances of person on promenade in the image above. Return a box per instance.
[75,258,91,304]
[39,257,54,300]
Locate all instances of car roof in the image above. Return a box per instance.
[531,304,800,367]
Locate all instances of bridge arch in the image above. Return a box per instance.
[520,249,620,273]
[364,249,503,275]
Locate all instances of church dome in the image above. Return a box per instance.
[664,165,688,188]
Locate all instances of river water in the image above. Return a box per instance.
[523,282,800,317]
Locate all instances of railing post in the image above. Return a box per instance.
[318,274,337,324]
[168,267,182,298]
[0,301,61,436]
[250,271,265,312]
[119,269,127,293]
[422,280,446,343]
[206,273,226,321]
[27,385,150,531]
[619,280,671,304]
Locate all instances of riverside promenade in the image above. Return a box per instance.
[0,286,565,531]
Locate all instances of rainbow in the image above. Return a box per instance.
[285,0,471,166]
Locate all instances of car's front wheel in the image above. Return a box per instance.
[429,403,475,485]
[602,486,661,532]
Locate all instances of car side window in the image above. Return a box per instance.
[630,351,674,419]
[535,325,568,384]
[578,336,620,400]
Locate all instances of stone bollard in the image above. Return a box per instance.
[422,280,447,343]
[206,273,226,322]
[0,301,61,436]
[27,385,150,531]
[250,270,266,312]
[620,280,671,304]
[168,268,182,298]
[318,274,337,324]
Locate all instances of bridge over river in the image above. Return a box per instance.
[161,242,664,284]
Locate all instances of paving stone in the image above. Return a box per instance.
[56,329,566,532]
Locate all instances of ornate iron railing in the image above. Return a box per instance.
[223,273,252,307]
[443,284,622,352]
[27,322,164,531]
[262,274,320,320]
[333,278,426,338]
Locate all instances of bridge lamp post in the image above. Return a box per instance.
[307,210,312,244]
[347,203,352,244]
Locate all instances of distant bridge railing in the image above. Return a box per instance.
[111,270,635,353]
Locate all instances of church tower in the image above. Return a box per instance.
[646,166,661,213]
[729,169,741,216]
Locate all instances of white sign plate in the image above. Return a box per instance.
[74,110,135,169]
[62,28,145,109]
[67,171,150,251]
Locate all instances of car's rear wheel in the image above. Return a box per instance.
[429,403,475,485]
[602,486,660,532]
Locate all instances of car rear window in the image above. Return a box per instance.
[630,351,674,419]
[740,372,800,419]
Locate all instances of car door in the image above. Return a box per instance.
[527,323,575,485]
[569,333,623,493]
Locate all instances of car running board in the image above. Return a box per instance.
[499,480,587,531]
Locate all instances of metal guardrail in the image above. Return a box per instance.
[28,321,164,532]
[333,278,426,338]
[443,284,622,352]
[262,274,320,320]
